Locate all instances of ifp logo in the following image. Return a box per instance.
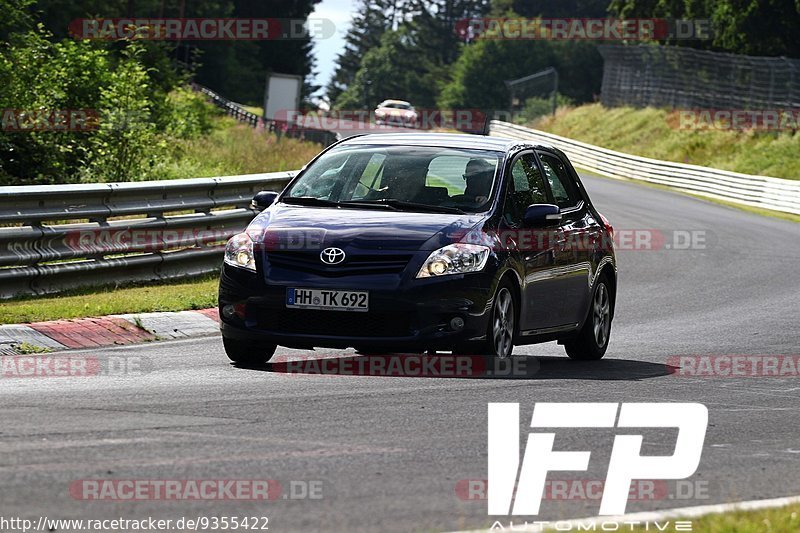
[488,403,708,516]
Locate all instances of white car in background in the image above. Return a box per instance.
[374,99,418,127]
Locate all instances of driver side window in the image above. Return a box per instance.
[290,153,349,199]
[503,154,547,227]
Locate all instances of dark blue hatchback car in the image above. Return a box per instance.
[219,133,616,364]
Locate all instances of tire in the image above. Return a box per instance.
[223,337,277,365]
[474,281,516,358]
[564,277,612,360]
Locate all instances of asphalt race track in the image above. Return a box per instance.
[1,174,799,532]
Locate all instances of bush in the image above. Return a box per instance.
[0,29,111,184]
[161,87,219,139]
[80,45,162,183]
[514,94,574,124]
[0,18,221,185]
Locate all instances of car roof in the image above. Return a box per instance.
[378,99,411,106]
[338,132,555,153]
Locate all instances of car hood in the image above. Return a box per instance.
[248,204,486,252]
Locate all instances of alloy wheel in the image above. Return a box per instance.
[492,288,515,358]
[593,283,611,348]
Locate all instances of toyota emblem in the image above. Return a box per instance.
[320,247,346,265]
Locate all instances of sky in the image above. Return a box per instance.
[309,0,357,99]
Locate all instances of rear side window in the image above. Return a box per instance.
[538,153,581,209]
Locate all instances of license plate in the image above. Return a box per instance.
[286,288,369,312]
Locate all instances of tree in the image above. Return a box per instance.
[608,0,800,57]
[334,29,418,110]
[28,0,324,104]
[438,38,601,110]
[326,0,408,104]
[503,0,610,17]
[439,38,557,109]
[331,0,492,109]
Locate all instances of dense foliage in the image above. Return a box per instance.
[0,0,324,185]
[25,0,321,104]
[0,1,217,185]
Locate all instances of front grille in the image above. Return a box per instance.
[256,308,412,337]
[264,250,412,276]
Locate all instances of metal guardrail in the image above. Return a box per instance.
[0,172,293,300]
[194,83,340,147]
[194,84,261,127]
[490,121,800,216]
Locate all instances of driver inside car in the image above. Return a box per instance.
[367,161,426,201]
[463,158,495,206]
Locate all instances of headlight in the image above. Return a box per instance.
[416,243,490,278]
[224,233,256,271]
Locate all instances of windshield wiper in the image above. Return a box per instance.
[343,199,465,214]
[283,196,396,211]
[281,196,342,207]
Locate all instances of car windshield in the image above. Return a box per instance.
[382,102,411,110]
[283,145,501,213]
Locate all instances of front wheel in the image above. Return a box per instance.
[472,282,516,358]
[223,337,277,365]
[563,278,612,360]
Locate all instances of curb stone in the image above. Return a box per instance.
[0,309,220,355]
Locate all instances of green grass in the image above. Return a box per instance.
[151,116,323,180]
[15,342,54,354]
[632,503,800,532]
[241,105,263,116]
[533,104,800,180]
[0,275,219,324]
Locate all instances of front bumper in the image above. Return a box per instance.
[218,263,496,350]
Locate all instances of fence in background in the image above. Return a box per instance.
[0,173,293,299]
[490,120,800,215]
[598,45,800,111]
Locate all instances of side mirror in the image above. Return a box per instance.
[523,204,562,227]
[251,190,279,211]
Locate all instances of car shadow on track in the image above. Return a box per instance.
[235,354,676,381]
